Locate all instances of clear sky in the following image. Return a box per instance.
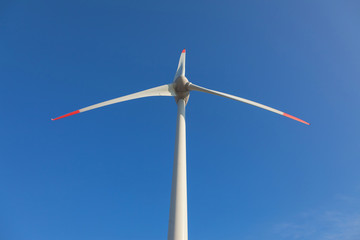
[1,1,360,239]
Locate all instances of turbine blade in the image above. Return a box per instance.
[174,49,186,80]
[52,84,175,121]
[188,83,310,125]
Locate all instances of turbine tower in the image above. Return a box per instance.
[52,49,309,240]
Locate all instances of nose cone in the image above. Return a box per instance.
[174,76,190,104]
[174,76,189,92]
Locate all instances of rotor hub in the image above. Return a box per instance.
[174,76,190,104]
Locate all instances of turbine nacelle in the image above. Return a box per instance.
[174,76,190,104]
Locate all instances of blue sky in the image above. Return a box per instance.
[1,1,360,239]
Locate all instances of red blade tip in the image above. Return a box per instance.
[283,113,310,125]
[52,110,80,121]
[182,49,186,53]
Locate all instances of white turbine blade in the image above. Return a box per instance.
[188,83,310,125]
[52,84,175,120]
[173,49,186,80]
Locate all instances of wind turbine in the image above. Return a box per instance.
[52,49,310,240]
